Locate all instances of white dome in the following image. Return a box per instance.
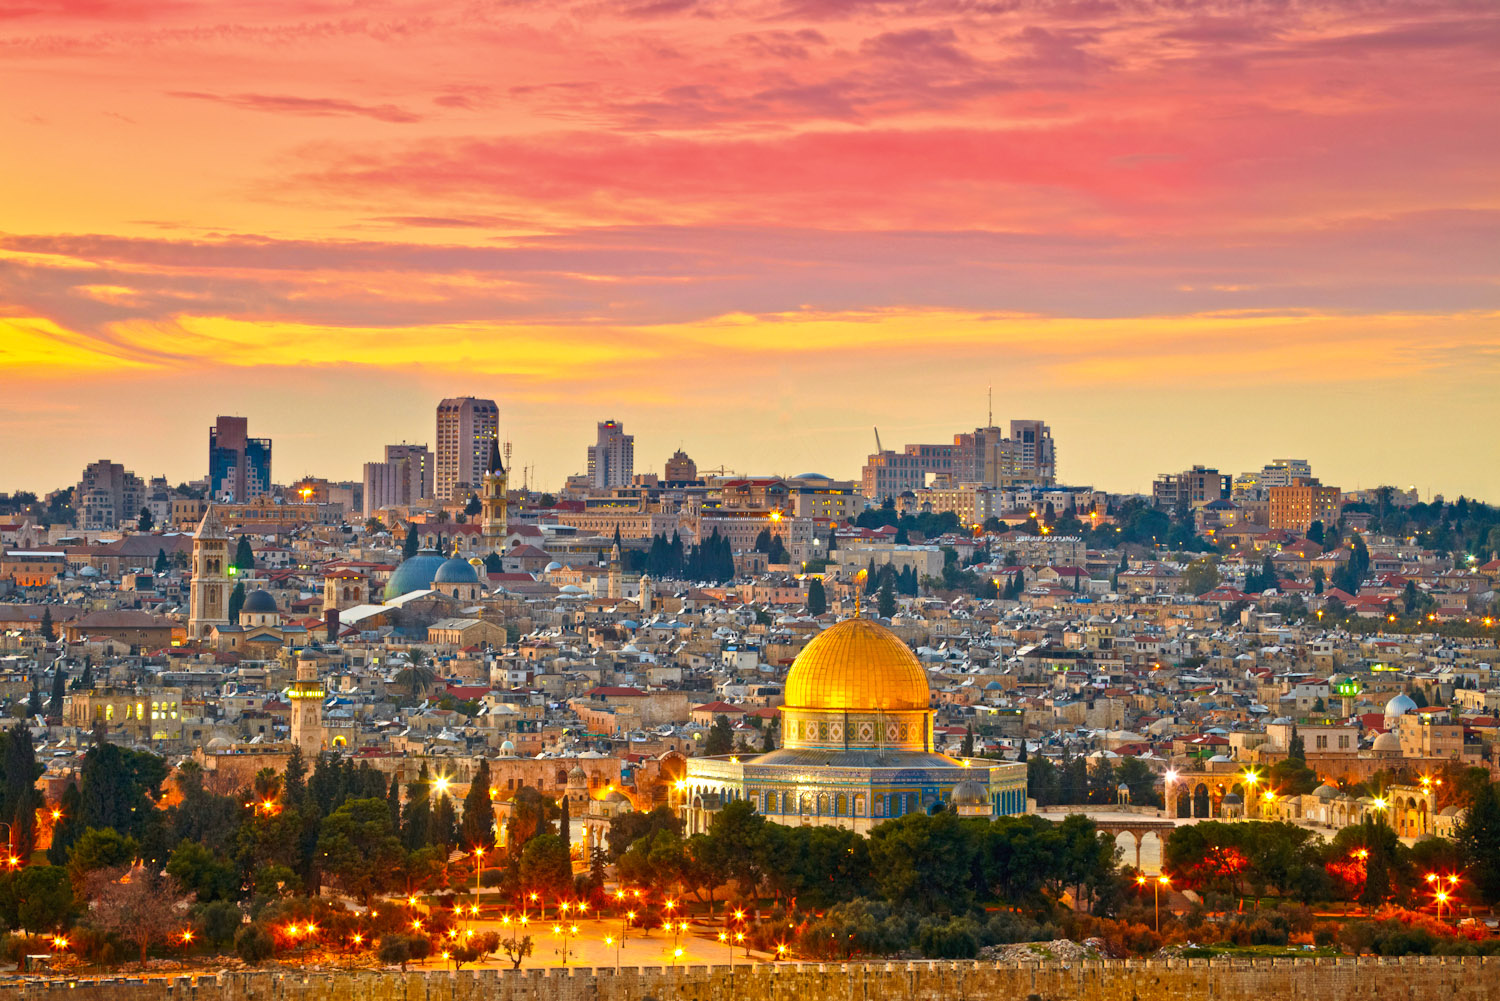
[545,562,564,572]
[1372,731,1402,752]
[1384,693,1417,729]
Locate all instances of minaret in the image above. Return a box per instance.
[639,574,654,616]
[608,543,621,600]
[288,650,327,755]
[188,505,231,640]
[480,439,508,552]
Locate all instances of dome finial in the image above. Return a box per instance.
[854,568,867,618]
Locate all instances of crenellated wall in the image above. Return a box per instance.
[2,957,1497,1001]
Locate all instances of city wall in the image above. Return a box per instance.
[3,957,1498,1001]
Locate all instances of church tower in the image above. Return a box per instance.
[188,506,231,640]
[607,543,621,600]
[480,440,508,552]
[639,574,654,616]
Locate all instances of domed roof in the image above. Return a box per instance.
[1372,731,1402,751]
[386,548,447,599]
[500,740,516,753]
[433,555,480,584]
[1314,783,1341,799]
[1384,693,1417,718]
[1222,791,1244,805]
[784,617,929,712]
[545,561,563,572]
[242,589,277,614]
[568,765,587,780]
[951,779,989,806]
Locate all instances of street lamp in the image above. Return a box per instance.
[472,845,485,900]
[1134,874,1170,933]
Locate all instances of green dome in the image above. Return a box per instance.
[386,548,447,599]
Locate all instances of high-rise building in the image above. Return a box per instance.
[363,443,434,516]
[861,419,1055,500]
[435,398,499,501]
[208,416,272,503]
[587,420,635,489]
[664,448,697,484]
[1269,479,1341,534]
[75,459,147,530]
[1152,465,1229,509]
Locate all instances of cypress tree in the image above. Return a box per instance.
[387,773,403,833]
[233,535,254,571]
[155,548,168,573]
[403,524,420,560]
[961,725,974,757]
[558,793,571,854]
[40,608,54,643]
[402,763,432,850]
[48,668,66,718]
[461,759,495,850]
[227,582,245,623]
[806,578,827,616]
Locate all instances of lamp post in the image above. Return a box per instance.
[1136,874,1170,932]
[472,846,485,901]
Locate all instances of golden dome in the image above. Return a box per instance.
[783,618,929,712]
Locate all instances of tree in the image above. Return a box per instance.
[761,720,778,752]
[402,525,420,559]
[46,783,83,865]
[705,800,771,896]
[605,806,681,859]
[518,833,572,900]
[557,794,571,855]
[227,581,246,624]
[155,549,168,574]
[233,535,254,571]
[39,607,54,643]
[500,930,533,969]
[1,724,41,858]
[88,864,187,963]
[316,798,405,903]
[960,725,974,758]
[395,659,438,699]
[77,742,168,841]
[450,930,500,969]
[0,864,74,933]
[806,578,827,616]
[461,759,495,851]
[1182,557,1220,596]
[877,576,897,618]
[1306,520,1324,545]
[66,827,140,892]
[705,714,734,756]
[137,507,154,532]
[1311,567,1325,594]
[166,840,238,902]
[1455,778,1500,906]
[867,811,977,914]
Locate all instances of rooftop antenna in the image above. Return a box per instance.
[503,439,512,469]
[988,385,993,428]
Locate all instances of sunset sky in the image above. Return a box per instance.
[2,0,1497,498]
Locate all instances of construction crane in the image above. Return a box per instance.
[873,427,883,453]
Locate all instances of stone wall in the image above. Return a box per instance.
[4,958,1498,1001]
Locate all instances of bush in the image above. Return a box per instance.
[983,912,1054,945]
[234,924,274,964]
[196,900,244,946]
[1313,926,1337,948]
[916,916,980,959]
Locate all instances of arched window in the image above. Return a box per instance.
[766,791,777,813]
[836,794,848,816]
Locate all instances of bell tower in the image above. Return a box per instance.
[288,650,327,755]
[480,440,508,552]
[188,506,231,639]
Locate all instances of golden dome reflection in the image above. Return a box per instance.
[783,617,930,712]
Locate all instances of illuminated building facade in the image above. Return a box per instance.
[680,617,1027,835]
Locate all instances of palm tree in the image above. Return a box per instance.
[395,658,438,699]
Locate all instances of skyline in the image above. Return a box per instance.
[0,398,1465,502]
[3,0,1498,496]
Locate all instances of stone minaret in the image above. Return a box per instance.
[639,574,654,616]
[607,543,621,600]
[288,650,327,755]
[480,439,508,552]
[188,506,230,640]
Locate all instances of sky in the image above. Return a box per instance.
[1,0,1497,498]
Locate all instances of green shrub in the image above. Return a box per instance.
[234,924,274,964]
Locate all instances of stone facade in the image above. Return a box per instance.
[2,957,1495,1001]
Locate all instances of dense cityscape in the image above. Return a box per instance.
[1,403,1499,975]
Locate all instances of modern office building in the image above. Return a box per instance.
[664,448,697,484]
[208,416,271,503]
[75,459,147,530]
[363,443,434,516]
[1269,479,1341,534]
[861,420,1055,500]
[587,420,635,489]
[435,398,499,502]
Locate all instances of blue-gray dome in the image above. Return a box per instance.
[434,556,480,585]
[242,589,277,614]
[386,548,447,599]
